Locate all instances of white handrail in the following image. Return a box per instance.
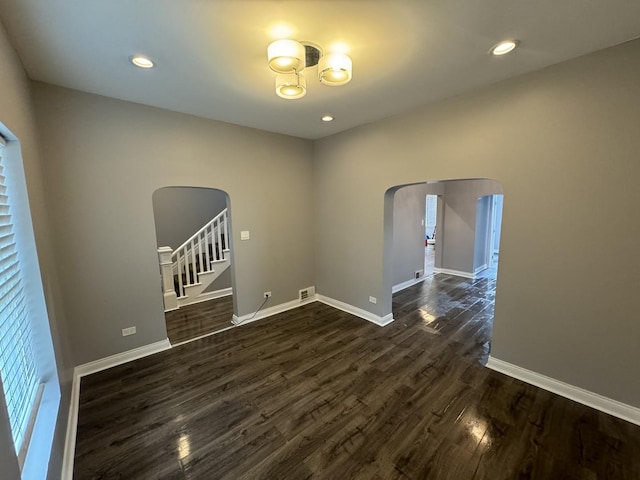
[172,208,228,256]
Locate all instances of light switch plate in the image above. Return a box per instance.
[241,230,250,240]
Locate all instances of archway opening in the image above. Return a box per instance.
[384,178,504,361]
[152,186,235,345]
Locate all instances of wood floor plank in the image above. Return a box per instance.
[165,295,234,344]
[74,273,640,479]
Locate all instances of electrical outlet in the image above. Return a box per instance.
[369,296,377,304]
[264,291,272,298]
[122,326,136,336]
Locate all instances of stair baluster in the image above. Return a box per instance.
[158,208,231,311]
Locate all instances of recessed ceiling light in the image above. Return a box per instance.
[130,55,155,69]
[321,115,334,122]
[490,40,519,56]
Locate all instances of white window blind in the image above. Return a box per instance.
[0,138,41,456]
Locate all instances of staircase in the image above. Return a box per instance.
[158,209,231,312]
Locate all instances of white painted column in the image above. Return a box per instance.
[157,247,178,311]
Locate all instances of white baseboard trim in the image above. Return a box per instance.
[433,267,475,279]
[61,338,172,479]
[316,294,394,327]
[175,287,232,310]
[474,264,488,275]
[74,339,172,378]
[187,287,233,305]
[170,324,237,347]
[392,275,427,294]
[486,356,640,426]
[231,296,317,326]
[231,294,395,328]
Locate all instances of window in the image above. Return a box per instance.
[0,135,42,466]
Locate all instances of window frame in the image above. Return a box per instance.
[0,130,61,480]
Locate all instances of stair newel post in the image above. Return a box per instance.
[158,247,178,311]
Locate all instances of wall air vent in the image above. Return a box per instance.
[299,286,316,302]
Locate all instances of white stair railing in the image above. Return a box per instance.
[172,208,229,297]
[158,209,229,310]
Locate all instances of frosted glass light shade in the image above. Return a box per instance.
[268,39,305,73]
[275,72,307,99]
[318,53,352,86]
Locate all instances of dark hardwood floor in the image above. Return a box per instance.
[165,296,234,345]
[75,274,640,479]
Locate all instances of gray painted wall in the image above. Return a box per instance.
[392,184,428,286]
[204,267,232,293]
[32,83,315,366]
[314,39,640,407]
[440,183,474,274]
[440,180,503,275]
[392,183,444,287]
[0,20,71,480]
[153,186,228,250]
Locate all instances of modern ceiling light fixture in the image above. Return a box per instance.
[267,39,306,73]
[490,40,519,56]
[318,53,352,86]
[321,115,334,122]
[267,39,352,99]
[275,72,307,99]
[130,55,155,68]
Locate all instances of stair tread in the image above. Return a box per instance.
[210,259,230,264]
[165,214,230,303]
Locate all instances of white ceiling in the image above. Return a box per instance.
[1,1,639,139]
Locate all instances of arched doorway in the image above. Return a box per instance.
[383,179,504,349]
[152,186,236,344]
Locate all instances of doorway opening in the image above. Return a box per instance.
[475,194,504,278]
[489,194,504,269]
[424,194,438,277]
[152,186,235,345]
[389,179,503,292]
[385,179,504,360]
